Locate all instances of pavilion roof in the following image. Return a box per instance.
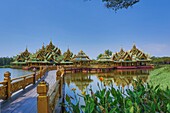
[97,52,112,62]
[72,50,90,62]
[111,44,152,62]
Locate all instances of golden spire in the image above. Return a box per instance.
[42,43,45,49]
[50,40,53,45]
[67,48,70,53]
[25,46,28,52]
[120,47,124,52]
[133,43,136,49]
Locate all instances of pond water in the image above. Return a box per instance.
[0,68,32,81]
[64,69,150,106]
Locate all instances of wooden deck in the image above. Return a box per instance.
[0,70,57,113]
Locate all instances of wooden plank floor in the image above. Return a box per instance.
[0,70,57,113]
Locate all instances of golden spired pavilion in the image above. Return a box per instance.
[12,42,153,69]
[12,41,63,68]
[111,44,152,69]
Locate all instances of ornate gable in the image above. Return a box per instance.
[64,49,72,61]
[45,41,55,53]
[118,48,125,57]
[138,53,148,60]
[123,52,132,61]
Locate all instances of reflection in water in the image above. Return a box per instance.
[65,73,93,92]
[97,69,149,88]
[65,69,150,93]
[64,69,150,111]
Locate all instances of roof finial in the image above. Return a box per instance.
[42,43,45,49]
[67,45,70,52]
[50,39,53,45]
[120,44,123,50]
[120,47,124,52]
[133,42,136,49]
[26,45,28,52]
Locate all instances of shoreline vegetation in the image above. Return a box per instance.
[64,77,170,113]
[0,65,11,68]
[150,65,170,90]
[64,65,170,112]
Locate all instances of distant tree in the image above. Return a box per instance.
[97,54,103,60]
[151,56,170,65]
[97,49,113,59]
[0,57,14,66]
[105,49,112,56]
[102,0,140,11]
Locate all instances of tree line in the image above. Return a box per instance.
[151,56,170,65]
[0,57,14,66]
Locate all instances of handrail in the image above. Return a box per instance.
[11,73,34,81]
[48,80,59,97]
[0,81,6,84]
[0,66,56,100]
[37,68,64,113]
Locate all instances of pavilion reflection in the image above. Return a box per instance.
[97,69,150,87]
[65,73,93,91]
[65,69,150,91]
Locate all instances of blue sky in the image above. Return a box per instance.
[0,0,170,59]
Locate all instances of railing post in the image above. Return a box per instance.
[56,70,61,97]
[23,77,26,89]
[37,81,49,113]
[4,71,11,99]
[33,68,36,84]
[56,70,61,81]
[40,66,43,78]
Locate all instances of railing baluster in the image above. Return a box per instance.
[23,77,26,89]
[37,81,49,113]
[4,71,11,99]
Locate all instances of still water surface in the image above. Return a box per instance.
[0,68,32,81]
[64,69,150,105]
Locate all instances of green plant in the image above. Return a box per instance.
[63,79,170,113]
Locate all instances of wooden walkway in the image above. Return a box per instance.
[0,70,57,113]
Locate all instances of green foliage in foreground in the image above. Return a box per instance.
[150,65,170,90]
[64,80,170,113]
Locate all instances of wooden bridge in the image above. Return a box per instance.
[0,66,65,113]
[0,65,128,113]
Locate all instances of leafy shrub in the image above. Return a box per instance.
[63,79,170,113]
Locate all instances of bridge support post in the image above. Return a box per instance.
[37,81,49,113]
[4,71,11,99]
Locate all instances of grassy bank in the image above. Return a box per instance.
[150,65,170,89]
[0,65,11,68]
